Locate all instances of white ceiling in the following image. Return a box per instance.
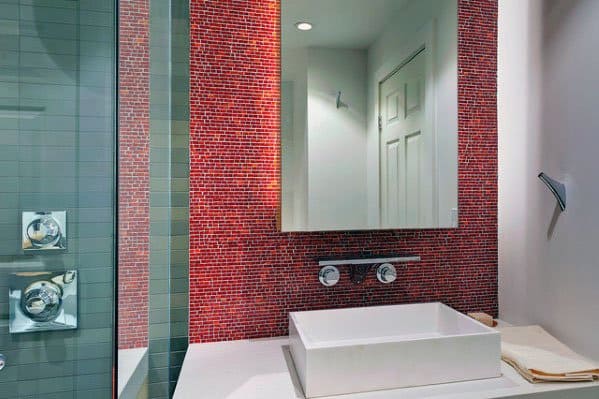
[282,0,409,50]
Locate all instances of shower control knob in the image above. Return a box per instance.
[0,354,6,371]
[318,266,340,287]
[376,263,397,283]
[21,281,62,322]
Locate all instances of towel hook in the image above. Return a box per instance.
[336,91,348,109]
[538,172,566,211]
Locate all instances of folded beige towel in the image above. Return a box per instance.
[498,325,599,383]
[467,312,497,327]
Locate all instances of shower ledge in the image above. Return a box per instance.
[118,347,148,398]
[174,321,599,399]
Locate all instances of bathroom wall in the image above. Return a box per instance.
[0,0,116,396]
[281,48,308,229]
[281,46,369,231]
[499,0,599,359]
[189,0,497,343]
[119,0,151,351]
[306,48,368,230]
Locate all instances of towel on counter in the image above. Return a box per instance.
[498,325,599,383]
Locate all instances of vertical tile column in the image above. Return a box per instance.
[167,0,190,391]
[148,0,189,397]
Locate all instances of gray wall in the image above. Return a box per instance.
[148,0,189,397]
[0,0,115,398]
[499,0,599,359]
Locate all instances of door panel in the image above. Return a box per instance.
[385,139,402,225]
[406,131,422,226]
[380,48,435,228]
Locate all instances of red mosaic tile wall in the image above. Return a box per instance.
[118,0,150,350]
[189,0,498,343]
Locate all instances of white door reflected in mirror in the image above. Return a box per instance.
[281,0,458,231]
[380,48,435,228]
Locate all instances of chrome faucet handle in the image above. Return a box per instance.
[376,263,397,283]
[318,266,340,287]
[21,281,63,322]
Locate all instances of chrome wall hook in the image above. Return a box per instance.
[538,172,566,211]
[336,91,347,109]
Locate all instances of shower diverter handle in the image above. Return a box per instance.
[21,281,63,322]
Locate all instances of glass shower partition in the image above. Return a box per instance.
[0,1,188,398]
[117,0,189,397]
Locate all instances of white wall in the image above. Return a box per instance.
[499,0,599,359]
[281,48,308,230]
[306,48,368,230]
[366,0,458,227]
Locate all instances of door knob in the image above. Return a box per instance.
[0,354,6,371]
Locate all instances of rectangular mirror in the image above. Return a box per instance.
[281,0,458,231]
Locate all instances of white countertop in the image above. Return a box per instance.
[174,337,599,399]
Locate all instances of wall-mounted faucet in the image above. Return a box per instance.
[317,255,420,286]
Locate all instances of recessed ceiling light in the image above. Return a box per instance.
[295,22,313,31]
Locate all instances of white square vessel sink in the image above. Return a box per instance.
[289,302,501,398]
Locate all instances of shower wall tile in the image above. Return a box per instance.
[147,0,189,397]
[0,1,117,397]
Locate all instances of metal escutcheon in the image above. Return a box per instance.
[376,263,397,283]
[318,265,340,287]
